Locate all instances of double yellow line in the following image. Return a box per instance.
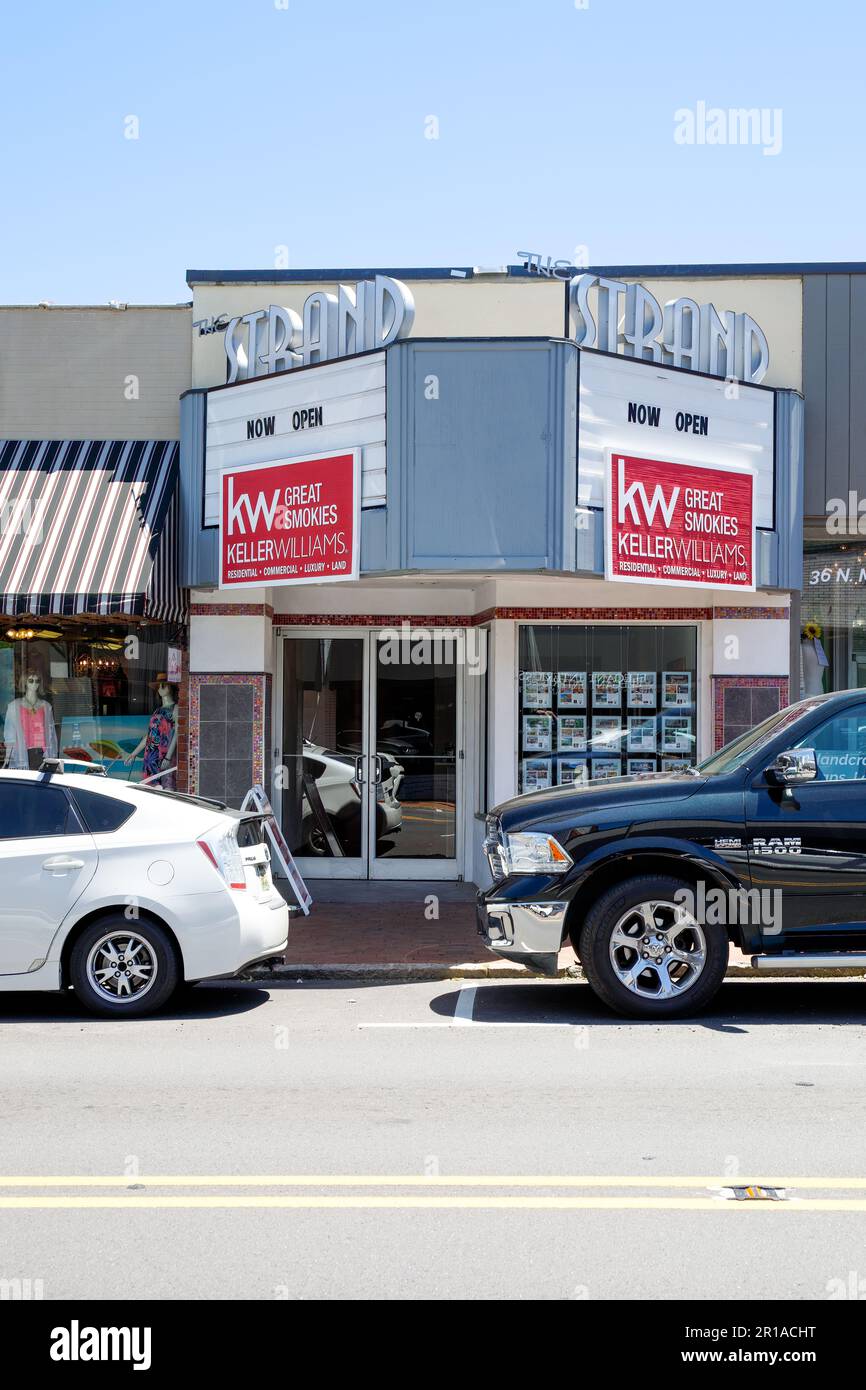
[1,1175,866,1210]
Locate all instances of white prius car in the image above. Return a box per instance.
[0,762,290,1017]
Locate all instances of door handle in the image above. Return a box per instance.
[41,856,85,872]
[354,754,365,785]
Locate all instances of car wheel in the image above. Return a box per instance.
[578,874,729,1019]
[306,826,328,855]
[69,916,179,1018]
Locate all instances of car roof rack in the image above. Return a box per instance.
[39,757,107,779]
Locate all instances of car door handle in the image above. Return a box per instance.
[41,856,85,872]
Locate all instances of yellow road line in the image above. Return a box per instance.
[1,1194,866,1210]
[0,1174,864,1188]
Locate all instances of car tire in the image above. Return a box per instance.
[578,874,729,1019]
[69,916,180,1018]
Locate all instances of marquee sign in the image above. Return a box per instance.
[605,452,755,592]
[219,450,360,588]
[205,352,387,526]
[223,275,414,383]
[578,351,774,529]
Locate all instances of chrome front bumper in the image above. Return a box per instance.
[476,898,568,977]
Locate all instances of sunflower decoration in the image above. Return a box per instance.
[802,620,823,641]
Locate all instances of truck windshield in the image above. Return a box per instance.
[696,696,831,777]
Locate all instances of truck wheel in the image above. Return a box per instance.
[69,916,179,1018]
[578,875,728,1019]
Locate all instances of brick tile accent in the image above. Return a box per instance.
[190,603,274,618]
[713,676,789,751]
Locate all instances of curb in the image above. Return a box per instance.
[246,961,866,984]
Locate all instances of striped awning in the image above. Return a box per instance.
[0,440,186,624]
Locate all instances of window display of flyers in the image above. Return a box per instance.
[662,671,692,708]
[558,757,589,786]
[592,671,622,708]
[591,757,621,780]
[522,714,552,752]
[557,714,587,751]
[627,757,656,775]
[660,756,689,773]
[591,715,622,752]
[557,671,587,709]
[627,671,657,709]
[661,715,693,753]
[522,757,552,792]
[627,715,656,753]
[522,671,553,709]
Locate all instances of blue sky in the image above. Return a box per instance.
[0,0,860,303]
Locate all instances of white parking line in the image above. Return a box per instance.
[453,986,476,1024]
[358,1021,578,1029]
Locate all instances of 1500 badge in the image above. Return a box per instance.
[751,837,802,855]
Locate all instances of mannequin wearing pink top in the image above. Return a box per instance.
[3,672,58,770]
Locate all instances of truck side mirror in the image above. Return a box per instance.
[766,748,818,786]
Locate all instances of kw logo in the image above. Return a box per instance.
[226,475,282,535]
[616,457,679,528]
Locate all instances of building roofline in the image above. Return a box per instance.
[186,261,866,287]
[580,263,866,278]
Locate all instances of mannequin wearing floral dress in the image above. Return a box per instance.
[125,679,178,790]
[3,672,58,770]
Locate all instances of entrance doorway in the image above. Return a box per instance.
[276,630,462,879]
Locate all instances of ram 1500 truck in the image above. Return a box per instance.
[479,690,866,1018]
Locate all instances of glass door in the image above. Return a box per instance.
[278,634,369,878]
[277,630,463,880]
[368,635,461,879]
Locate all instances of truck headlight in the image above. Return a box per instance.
[500,832,572,876]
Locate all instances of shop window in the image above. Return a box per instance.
[517,625,698,790]
[802,535,866,695]
[0,622,183,787]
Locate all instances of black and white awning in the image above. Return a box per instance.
[0,440,186,624]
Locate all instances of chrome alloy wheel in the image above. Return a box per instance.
[85,931,158,1002]
[608,900,707,999]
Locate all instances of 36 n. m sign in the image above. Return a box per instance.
[219,450,360,589]
[605,452,755,592]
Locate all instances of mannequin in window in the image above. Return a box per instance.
[3,671,58,770]
[124,675,178,790]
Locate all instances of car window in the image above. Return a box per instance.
[71,788,136,833]
[794,707,866,781]
[0,783,78,838]
[697,696,832,776]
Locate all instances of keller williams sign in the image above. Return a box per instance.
[219,450,360,588]
[605,452,755,591]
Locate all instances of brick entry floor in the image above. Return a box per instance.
[276,879,495,966]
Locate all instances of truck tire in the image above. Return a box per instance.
[69,916,179,1018]
[578,874,729,1019]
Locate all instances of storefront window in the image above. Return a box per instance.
[0,620,182,785]
[518,624,698,790]
[802,535,866,695]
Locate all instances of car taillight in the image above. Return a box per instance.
[197,827,247,890]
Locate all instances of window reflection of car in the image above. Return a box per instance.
[301,741,403,856]
[340,721,434,759]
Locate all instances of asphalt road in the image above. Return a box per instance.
[2,975,866,1300]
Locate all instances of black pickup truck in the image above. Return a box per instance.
[478,689,866,1018]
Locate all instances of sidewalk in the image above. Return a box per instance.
[258,879,866,981]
